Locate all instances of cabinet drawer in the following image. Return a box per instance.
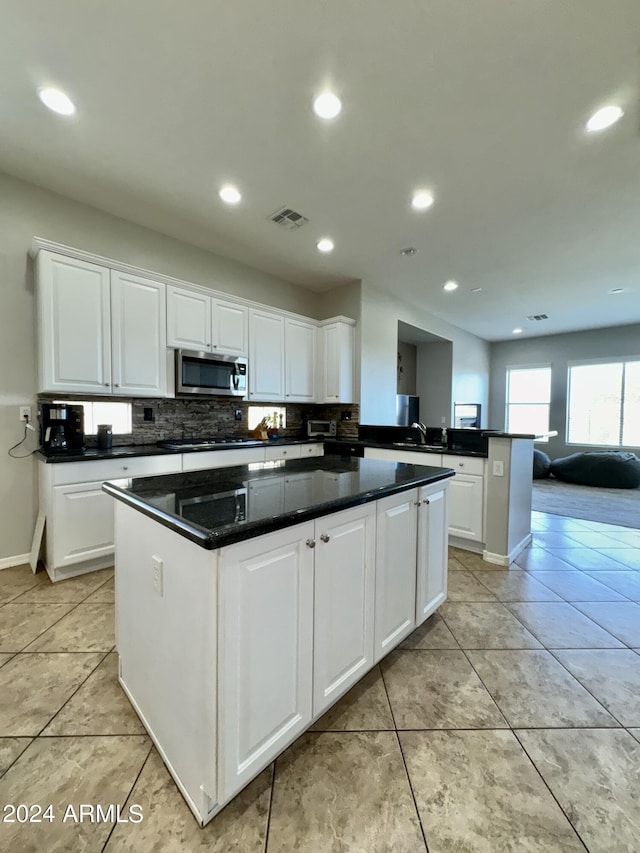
[182,447,266,472]
[51,454,182,486]
[441,454,485,476]
[265,444,302,462]
[301,443,324,458]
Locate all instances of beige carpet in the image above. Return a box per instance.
[532,477,640,528]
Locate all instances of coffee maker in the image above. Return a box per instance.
[39,403,85,453]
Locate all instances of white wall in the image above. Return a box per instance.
[397,342,417,395]
[360,284,490,426]
[0,171,322,563]
[489,323,640,459]
[416,341,453,426]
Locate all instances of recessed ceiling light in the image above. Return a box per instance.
[443,280,458,292]
[471,287,482,293]
[400,247,418,256]
[513,327,523,335]
[313,92,342,119]
[609,287,624,294]
[586,105,624,133]
[411,191,434,211]
[37,87,75,116]
[219,185,241,205]
[317,238,334,253]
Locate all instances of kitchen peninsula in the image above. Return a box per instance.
[103,455,453,826]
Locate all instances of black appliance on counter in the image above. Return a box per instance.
[446,428,493,455]
[39,403,85,453]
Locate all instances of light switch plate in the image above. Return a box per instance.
[492,460,505,477]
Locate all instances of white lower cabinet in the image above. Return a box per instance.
[52,481,115,568]
[39,454,182,581]
[114,478,449,825]
[374,490,418,662]
[218,523,315,798]
[313,504,375,715]
[446,474,484,542]
[416,482,449,623]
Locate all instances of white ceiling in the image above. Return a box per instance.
[1,0,639,341]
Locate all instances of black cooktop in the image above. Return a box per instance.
[157,437,264,450]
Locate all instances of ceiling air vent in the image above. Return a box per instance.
[526,314,549,322]
[269,207,309,230]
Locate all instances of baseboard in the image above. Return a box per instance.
[0,553,31,570]
[483,533,532,566]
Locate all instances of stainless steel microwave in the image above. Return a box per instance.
[176,350,248,397]
[307,419,337,437]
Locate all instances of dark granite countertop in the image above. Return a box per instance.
[102,456,454,550]
[324,439,488,458]
[36,437,323,463]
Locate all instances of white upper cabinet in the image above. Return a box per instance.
[249,309,285,401]
[284,317,316,402]
[37,251,167,397]
[166,285,211,351]
[166,286,248,356]
[318,320,355,403]
[37,252,112,394]
[111,271,167,397]
[212,298,248,356]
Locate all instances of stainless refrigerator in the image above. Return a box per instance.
[396,395,420,426]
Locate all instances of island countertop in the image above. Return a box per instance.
[102,456,454,550]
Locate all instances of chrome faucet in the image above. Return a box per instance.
[411,422,428,445]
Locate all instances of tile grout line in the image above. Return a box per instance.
[511,729,591,853]
[379,661,430,853]
[33,648,114,738]
[100,739,155,852]
[262,761,277,853]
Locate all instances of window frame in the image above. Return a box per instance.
[504,363,552,442]
[566,356,640,449]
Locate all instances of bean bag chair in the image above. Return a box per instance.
[550,451,640,489]
[533,449,551,479]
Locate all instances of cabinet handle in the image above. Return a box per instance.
[459,462,464,467]
[306,538,316,549]
[122,466,128,471]
[424,498,430,505]
[414,500,422,506]
[320,534,330,543]
[114,383,120,388]
[104,383,109,387]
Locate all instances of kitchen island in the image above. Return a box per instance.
[103,456,453,826]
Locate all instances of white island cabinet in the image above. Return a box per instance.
[108,460,451,826]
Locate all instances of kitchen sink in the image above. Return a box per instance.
[392,442,443,450]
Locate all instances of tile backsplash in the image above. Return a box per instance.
[38,395,359,446]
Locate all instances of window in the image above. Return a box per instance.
[53,400,132,435]
[505,365,551,440]
[567,359,640,447]
[247,406,286,430]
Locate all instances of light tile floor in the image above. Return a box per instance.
[1,511,639,851]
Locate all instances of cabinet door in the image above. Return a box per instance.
[248,309,285,401]
[313,504,375,716]
[374,490,418,662]
[320,322,354,403]
[51,481,115,568]
[111,271,167,396]
[212,299,248,356]
[218,523,314,799]
[37,251,112,394]
[285,318,316,402]
[166,285,211,350]
[416,483,448,624]
[448,474,484,541]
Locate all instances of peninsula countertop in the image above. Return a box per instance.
[102,456,454,549]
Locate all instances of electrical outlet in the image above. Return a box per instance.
[152,555,164,596]
[493,460,505,477]
[234,409,242,421]
[19,406,31,423]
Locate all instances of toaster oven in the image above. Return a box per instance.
[307,419,337,438]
